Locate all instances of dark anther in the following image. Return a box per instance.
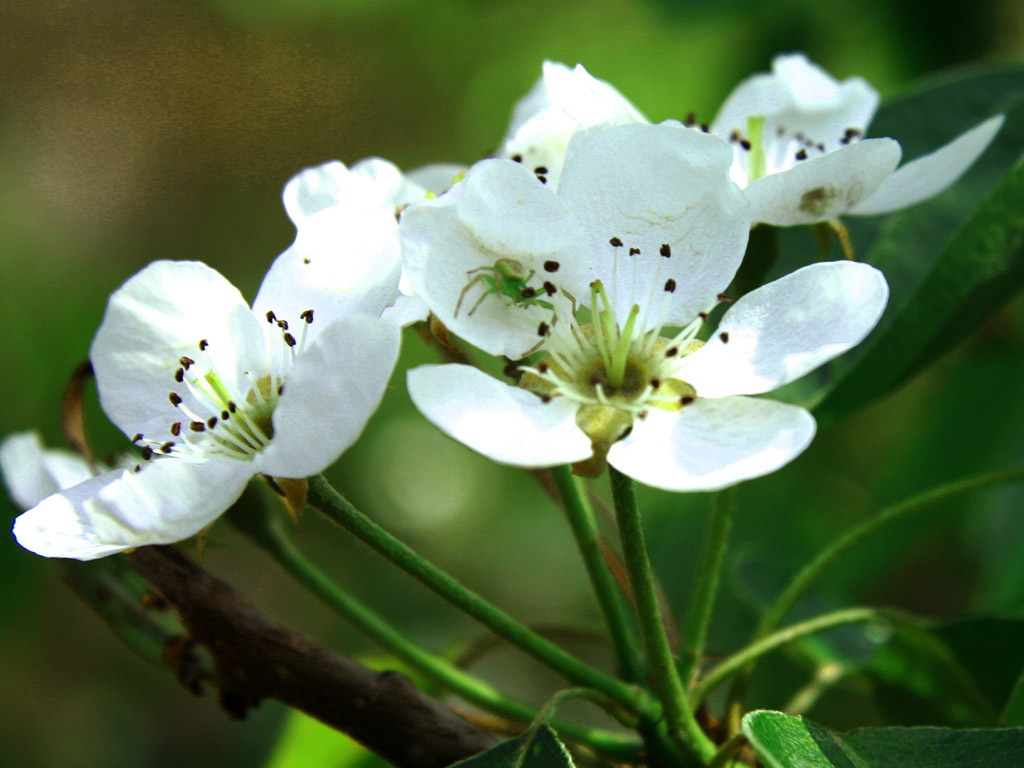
[534,166,548,175]
[729,130,740,142]
[650,378,661,389]
[609,237,623,247]
[666,347,679,357]
[664,278,677,293]
[700,123,709,132]
[740,139,751,150]
[537,362,549,374]
[511,154,523,163]
[520,287,537,299]
[228,401,237,413]
[684,112,696,126]
[132,433,143,443]
[795,148,808,160]
[537,321,549,337]
[277,319,289,330]
[543,260,560,272]
[266,310,276,323]
[169,393,182,406]
[134,465,141,473]
[171,422,182,436]
[278,385,284,396]
[629,247,640,256]
[221,410,230,420]
[283,333,296,347]
[540,394,553,403]
[179,356,194,369]
[537,176,547,184]
[161,442,174,454]
[637,411,647,420]
[698,312,708,320]
[719,332,730,343]
[190,421,206,432]
[299,309,314,323]
[175,368,185,382]
[681,395,695,405]
[198,339,209,351]
[503,362,519,378]
[207,417,218,429]
[660,243,671,257]
[717,293,733,303]
[543,281,557,296]
[140,446,154,460]
[303,258,311,265]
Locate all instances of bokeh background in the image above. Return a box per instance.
[3,0,1024,766]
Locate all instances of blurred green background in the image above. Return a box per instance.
[3,0,1024,766]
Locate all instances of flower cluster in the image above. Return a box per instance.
[4,54,1002,557]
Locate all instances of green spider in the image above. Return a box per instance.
[454,258,556,317]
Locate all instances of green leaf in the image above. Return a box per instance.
[743,709,1024,768]
[449,726,575,768]
[814,144,1024,424]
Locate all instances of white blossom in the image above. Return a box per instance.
[498,61,647,189]
[261,157,465,329]
[11,260,400,559]
[403,123,888,491]
[711,53,1004,225]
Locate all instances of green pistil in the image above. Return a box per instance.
[747,115,767,182]
[610,304,641,387]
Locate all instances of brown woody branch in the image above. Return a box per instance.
[125,545,496,768]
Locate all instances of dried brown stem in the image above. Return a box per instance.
[125,545,496,768]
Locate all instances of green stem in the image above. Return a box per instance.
[759,466,1024,640]
[550,465,645,683]
[723,466,1024,733]
[677,490,733,690]
[609,468,716,763]
[707,733,747,768]
[306,474,654,718]
[230,504,642,761]
[692,607,906,706]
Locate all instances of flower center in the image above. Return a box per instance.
[518,277,702,461]
[726,116,864,187]
[131,309,315,466]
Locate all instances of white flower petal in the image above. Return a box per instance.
[850,115,1005,216]
[743,138,901,225]
[607,397,816,492]
[408,364,593,468]
[713,54,878,151]
[255,316,401,478]
[13,457,251,560]
[381,293,430,327]
[677,261,888,398]
[283,159,399,226]
[499,61,646,188]
[404,163,468,198]
[91,261,266,443]
[1,432,94,509]
[401,159,590,358]
[253,204,403,335]
[558,122,750,326]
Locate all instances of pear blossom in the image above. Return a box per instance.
[259,156,465,329]
[711,53,1004,226]
[11,260,400,560]
[2,431,98,510]
[402,122,888,491]
[498,61,647,189]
